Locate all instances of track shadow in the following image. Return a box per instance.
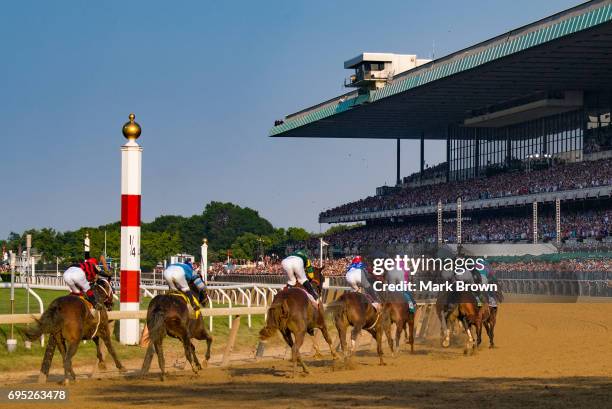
[93,376,612,408]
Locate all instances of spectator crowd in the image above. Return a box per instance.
[321,158,612,218]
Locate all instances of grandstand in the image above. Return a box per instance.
[270,0,612,252]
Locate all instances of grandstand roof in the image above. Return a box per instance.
[270,0,612,140]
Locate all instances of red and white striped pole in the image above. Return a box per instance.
[120,113,142,345]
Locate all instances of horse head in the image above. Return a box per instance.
[311,265,325,294]
[93,278,115,311]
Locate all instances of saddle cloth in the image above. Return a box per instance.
[168,290,201,319]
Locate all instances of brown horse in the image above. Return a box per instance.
[334,291,386,365]
[259,266,338,377]
[139,284,213,381]
[438,291,489,354]
[25,278,124,384]
[383,301,415,355]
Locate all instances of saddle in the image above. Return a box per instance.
[168,291,201,319]
[71,293,97,317]
[361,292,381,313]
[286,286,320,309]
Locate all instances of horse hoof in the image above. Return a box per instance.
[313,352,323,360]
[61,379,70,386]
[118,366,127,373]
[442,339,450,348]
[98,362,107,370]
[38,374,47,384]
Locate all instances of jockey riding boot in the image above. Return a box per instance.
[198,290,208,307]
[185,290,200,310]
[302,280,319,301]
[403,292,416,313]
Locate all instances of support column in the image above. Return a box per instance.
[437,200,443,245]
[555,198,561,246]
[396,138,401,186]
[446,129,451,182]
[532,201,538,244]
[120,113,142,345]
[456,198,462,246]
[420,132,425,181]
[474,130,480,178]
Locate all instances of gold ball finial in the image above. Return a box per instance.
[122,113,141,140]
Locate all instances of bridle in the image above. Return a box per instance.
[93,278,114,311]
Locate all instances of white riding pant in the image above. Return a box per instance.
[345,267,364,291]
[163,265,190,292]
[63,266,90,294]
[282,256,307,286]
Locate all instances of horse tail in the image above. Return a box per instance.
[147,305,167,343]
[259,299,289,340]
[23,303,62,341]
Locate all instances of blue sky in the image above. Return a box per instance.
[0,0,580,238]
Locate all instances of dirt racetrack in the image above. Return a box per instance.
[3,302,612,409]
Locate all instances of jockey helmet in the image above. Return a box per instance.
[351,256,362,264]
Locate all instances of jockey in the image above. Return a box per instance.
[345,255,366,292]
[346,255,381,308]
[281,249,319,301]
[63,257,110,305]
[163,260,208,310]
[382,260,417,313]
[476,260,498,307]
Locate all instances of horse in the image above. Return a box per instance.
[382,301,415,355]
[139,282,213,381]
[334,290,386,366]
[25,278,124,384]
[259,266,338,377]
[381,266,416,355]
[437,289,493,354]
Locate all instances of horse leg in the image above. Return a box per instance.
[461,317,474,355]
[54,335,73,380]
[408,313,415,354]
[93,337,106,370]
[318,323,339,360]
[394,319,404,356]
[62,340,79,385]
[334,313,349,361]
[383,318,395,356]
[366,328,386,366]
[190,342,202,371]
[140,343,156,377]
[487,308,497,348]
[154,339,166,381]
[291,330,308,377]
[350,324,363,357]
[38,334,57,384]
[439,309,451,348]
[100,328,126,372]
[180,333,198,375]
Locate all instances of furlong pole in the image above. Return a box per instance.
[120,113,142,345]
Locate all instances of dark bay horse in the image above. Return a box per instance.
[139,283,213,381]
[259,266,338,377]
[334,291,386,365]
[25,278,124,384]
